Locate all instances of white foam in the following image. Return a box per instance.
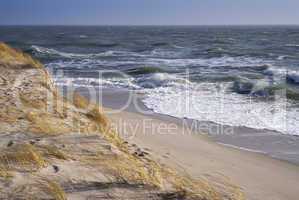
[45,55,269,71]
[53,72,189,90]
[149,56,268,68]
[150,49,185,58]
[286,44,299,47]
[53,76,139,89]
[79,35,88,38]
[136,73,190,88]
[287,71,299,83]
[268,68,299,84]
[36,45,270,70]
[46,59,149,70]
[32,45,92,58]
[277,55,287,60]
[142,82,299,136]
[32,45,144,59]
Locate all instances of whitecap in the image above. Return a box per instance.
[79,35,88,38]
[287,71,299,84]
[32,45,90,58]
[277,55,287,60]
[285,44,299,47]
[150,49,183,58]
[136,73,190,88]
[263,66,287,77]
[142,82,299,136]
[149,56,268,68]
[31,45,144,59]
[53,76,139,89]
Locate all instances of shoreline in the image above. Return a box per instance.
[103,103,299,200]
[73,86,299,200]
[74,87,299,165]
[2,43,244,200]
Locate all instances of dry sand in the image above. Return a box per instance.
[106,108,299,200]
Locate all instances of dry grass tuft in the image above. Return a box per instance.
[86,107,109,129]
[8,179,67,200]
[0,166,13,179]
[38,179,67,200]
[26,111,72,135]
[161,167,223,200]
[82,145,244,200]
[0,105,23,124]
[73,93,109,129]
[39,145,68,160]
[19,92,47,110]
[86,152,163,188]
[0,42,42,68]
[73,92,90,109]
[0,144,47,171]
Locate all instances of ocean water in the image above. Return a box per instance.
[1,25,299,135]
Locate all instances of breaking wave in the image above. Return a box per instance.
[142,82,299,136]
[148,56,270,68]
[31,45,144,59]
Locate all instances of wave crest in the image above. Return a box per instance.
[31,45,143,59]
[136,73,190,88]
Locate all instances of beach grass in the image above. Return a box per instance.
[0,166,13,179]
[0,144,47,172]
[25,111,72,135]
[38,179,67,200]
[0,42,245,200]
[38,145,68,160]
[0,43,42,69]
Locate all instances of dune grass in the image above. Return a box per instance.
[73,92,90,109]
[79,116,244,199]
[72,96,165,187]
[0,43,42,68]
[84,150,163,188]
[38,145,68,160]
[0,166,13,179]
[0,144,47,172]
[71,93,245,199]
[9,179,67,200]
[0,43,245,200]
[0,105,23,124]
[38,179,67,200]
[26,111,72,135]
[19,91,47,110]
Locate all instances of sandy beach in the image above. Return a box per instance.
[104,106,299,200]
[71,87,299,200]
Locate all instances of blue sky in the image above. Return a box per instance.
[1,0,299,25]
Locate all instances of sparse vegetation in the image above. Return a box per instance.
[73,92,90,109]
[26,111,72,135]
[39,179,67,200]
[0,144,47,172]
[0,43,42,69]
[0,43,245,200]
[0,166,13,179]
[38,145,68,160]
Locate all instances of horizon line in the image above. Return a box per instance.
[1,24,299,27]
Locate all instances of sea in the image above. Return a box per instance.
[1,26,299,155]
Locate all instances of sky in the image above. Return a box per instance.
[1,0,299,25]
